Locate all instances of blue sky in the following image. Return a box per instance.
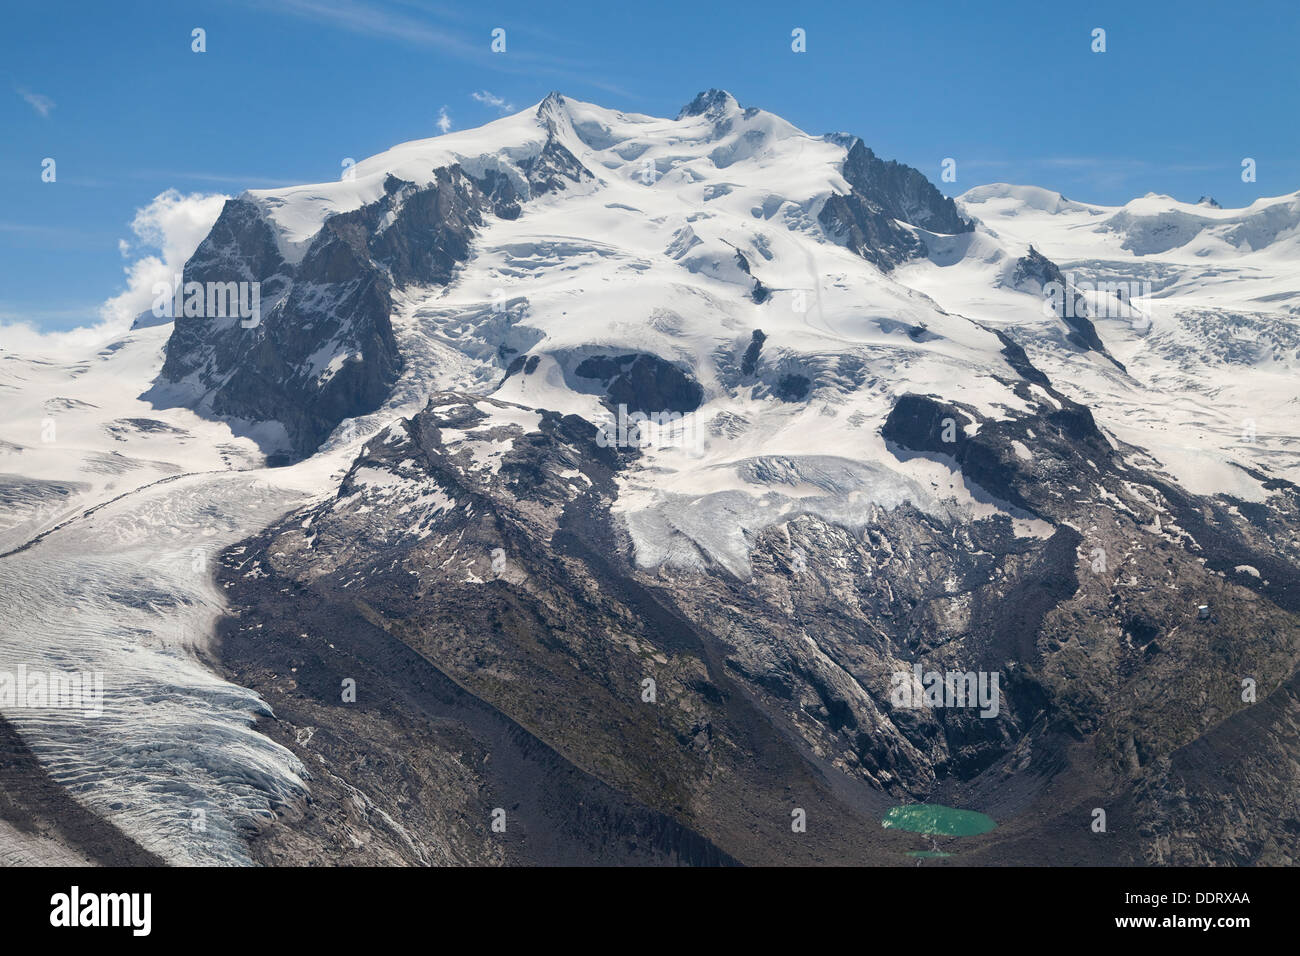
[3,0,1298,331]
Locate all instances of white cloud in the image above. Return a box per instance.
[98,189,230,330]
[471,90,514,114]
[1,189,230,352]
[17,87,55,117]
[436,105,452,133]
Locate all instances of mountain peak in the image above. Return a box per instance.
[677,88,739,120]
[536,90,567,114]
[535,91,571,132]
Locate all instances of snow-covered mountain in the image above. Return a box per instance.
[3,90,1300,866]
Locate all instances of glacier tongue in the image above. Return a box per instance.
[0,473,313,865]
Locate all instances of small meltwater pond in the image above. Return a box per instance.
[883,804,997,837]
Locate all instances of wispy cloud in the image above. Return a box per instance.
[0,222,116,247]
[436,105,452,133]
[16,87,55,117]
[0,192,226,349]
[256,0,633,97]
[264,0,480,56]
[0,222,76,236]
[471,90,515,114]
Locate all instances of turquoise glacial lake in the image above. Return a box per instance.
[882,804,997,837]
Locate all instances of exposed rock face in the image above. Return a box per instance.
[218,396,892,864]
[876,385,1300,858]
[740,330,766,377]
[986,326,1053,388]
[819,139,973,271]
[882,389,1109,515]
[154,174,479,460]
[839,139,972,235]
[155,145,591,461]
[521,134,593,196]
[773,374,812,403]
[156,191,404,462]
[731,246,771,302]
[677,88,738,121]
[574,354,704,414]
[215,378,1300,865]
[1011,247,1125,369]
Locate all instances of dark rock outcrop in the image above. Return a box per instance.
[1012,247,1126,371]
[882,390,1110,516]
[575,353,704,414]
[773,373,811,402]
[820,139,973,271]
[153,150,592,461]
[740,330,766,377]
